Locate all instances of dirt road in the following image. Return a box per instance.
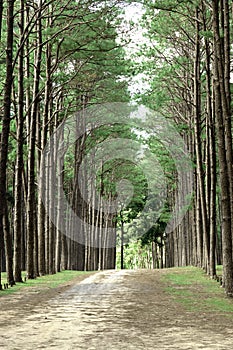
[1,269,233,349]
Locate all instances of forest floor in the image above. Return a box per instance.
[1,268,233,349]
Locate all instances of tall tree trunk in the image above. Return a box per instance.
[209,94,217,278]
[48,130,56,275]
[55,137,65,273]
[221,0,233,251]
[194,8,210,272]
[0,0,14,289]
[212,0,233,295]
[26,3,42,279]
[193,7,209,272]
[201,0,217,278]
[71,132,86,270]
[14,0,25,283]
[38,41,51,276]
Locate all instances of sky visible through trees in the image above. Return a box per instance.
[0,0,233,297]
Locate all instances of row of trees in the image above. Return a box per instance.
[1,0,233,298]
[0,0,131,289]
[134,0,233,295]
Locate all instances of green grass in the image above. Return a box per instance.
[216,265,223,274]
[162,266,233,315]
[0,270,94,296]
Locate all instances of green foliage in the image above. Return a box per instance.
[83,123,148,218]
[134,0,195,118]
[116,239,152,269]
[140,225,162,246]
[148,135,177,184]
[139,197,169,246]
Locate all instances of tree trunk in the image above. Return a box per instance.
[193,7,209,272]
[55,135,65,273]
[201,0,217,278]
[221,0,233,252]
[48,133,56,275]
[0,0,14,289]
[212,0,233,295]
[14,0,25,283]
[38,41,51,275]
[152,241,158,269]
[26,3,42,279]
[4,204,14,284]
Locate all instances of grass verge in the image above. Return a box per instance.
[162,266,233,316]
[0,270,94,297]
